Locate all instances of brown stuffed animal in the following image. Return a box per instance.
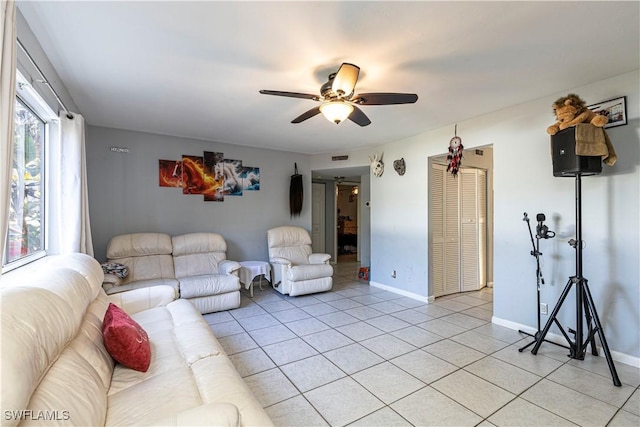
[546,94,608,135]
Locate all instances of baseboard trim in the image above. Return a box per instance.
[369,281,430,303]
[492,316,640,369]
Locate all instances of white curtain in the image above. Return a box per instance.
[53,113,94,256]
[0,0,16,263]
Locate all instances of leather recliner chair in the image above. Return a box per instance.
[266,226,333,296]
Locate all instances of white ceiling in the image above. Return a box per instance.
[17,1,639,155]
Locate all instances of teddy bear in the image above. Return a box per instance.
[546,93,608,135]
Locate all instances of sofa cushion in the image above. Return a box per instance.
[105,299,273,426]
[107,232,173,258]
[102,277,179,296]
[147,402,240,427]
[179,274,240,299]
[172,233,228,278]
[172,232,227,256]
[0,254,110,427]
[109,254,176,285]
[103,303,151,372]
[106,233,176,288]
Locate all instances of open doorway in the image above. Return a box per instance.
[337,183,359,263]
[311,166,370,266]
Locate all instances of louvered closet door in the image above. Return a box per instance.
[432,165,486,297]
[460,169,487,292]
[431,164,460,297]
[431,164,445,297]
[444,170,461,295]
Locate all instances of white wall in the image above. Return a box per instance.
[86,126,311,262]
[312,72,639,359]
[364,70,639,359]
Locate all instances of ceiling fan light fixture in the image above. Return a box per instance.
[331,63,360,97]
[320,101,354,124]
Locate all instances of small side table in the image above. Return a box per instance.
[239,261,271,298]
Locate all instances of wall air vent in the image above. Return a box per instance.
[331,155,349,161]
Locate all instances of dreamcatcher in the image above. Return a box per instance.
[446,125,464,177]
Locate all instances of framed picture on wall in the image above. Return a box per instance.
[588,96,627,129]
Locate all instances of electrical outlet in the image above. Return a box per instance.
[391,270,396,278]
[540,303,548,315]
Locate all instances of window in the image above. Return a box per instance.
[4,72,56,270]
[6,98,45,264]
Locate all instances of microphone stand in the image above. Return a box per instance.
[518,213,568,352]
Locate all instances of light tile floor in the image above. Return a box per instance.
[204,262,640,427]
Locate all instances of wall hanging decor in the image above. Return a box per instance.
[290,163,303,217]
[446,125,463,177]
[369,152,384,177]
[159,160,182,188]
[203,151,225,201]
[182,155,205,194]
[159,150,259,203]
[587,96,627,129]
[393,158,406,176]
[223,159,244,196]
[243,167,260,191]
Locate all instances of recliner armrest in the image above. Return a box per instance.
[270,257,292,266]
[309,253,331,264]
[102,273,122,286]
[219,260,241,275]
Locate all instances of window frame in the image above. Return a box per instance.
[2,71,58,273]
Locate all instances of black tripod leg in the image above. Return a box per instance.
[583,283,621,386]
[581,286,598,356]
[518,338,536,352]
[531,279,573,355]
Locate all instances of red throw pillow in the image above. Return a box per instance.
[102,303,151,372]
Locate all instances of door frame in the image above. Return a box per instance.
[311,182,326,253]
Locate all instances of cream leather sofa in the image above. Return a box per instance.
[102,232,241,314]
[267,226,333,296]
[0,253,272,426]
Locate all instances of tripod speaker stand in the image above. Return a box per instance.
[530,172,621,386]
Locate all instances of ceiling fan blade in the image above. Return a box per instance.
[348,106,371,127]
[291,106,321,123]
[259,90,318,100]
[332,63,360,97]
[353,93,418,105]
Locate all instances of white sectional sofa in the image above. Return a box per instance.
[102,232,242,314]
[0,253,272,426]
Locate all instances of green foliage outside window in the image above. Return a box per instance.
[6,98,45,263]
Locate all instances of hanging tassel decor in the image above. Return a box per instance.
[290,163,303,217]
[446,124,464,177]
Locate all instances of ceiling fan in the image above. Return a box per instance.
[259,63,418,126]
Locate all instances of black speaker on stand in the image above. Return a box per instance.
[551,127,602,177]
[532,127,620,386]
